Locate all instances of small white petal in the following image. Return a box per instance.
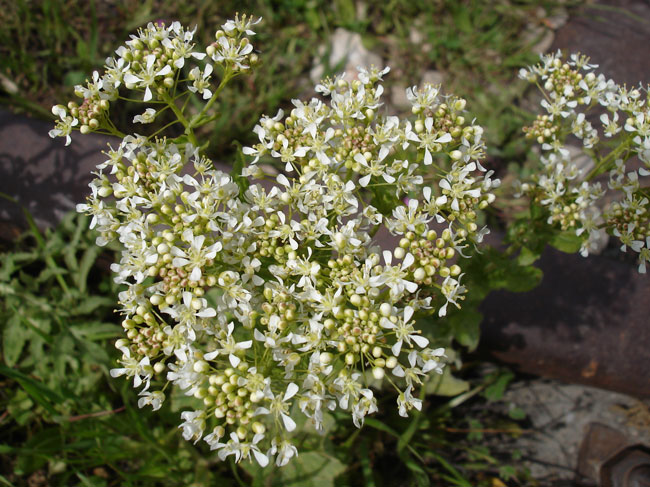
[282,413,297,432]
[284,382,299,401]
[411,335,429,348]
[253,449,269,467]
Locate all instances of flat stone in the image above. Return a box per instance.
[550,0,650,86]
[479,246,650,397]
[310,28,383,84]
[0,109,118,238]
[420,70,444,88]
[391,84,411,112]
[497,379,650,481]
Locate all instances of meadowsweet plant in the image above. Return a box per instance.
[49,15,498,467]
[518,52,650,272]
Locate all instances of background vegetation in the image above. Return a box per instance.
[1,1,580,485]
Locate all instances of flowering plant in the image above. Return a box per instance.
[49,15,649,471]
[49,15,499,467]
[517,52,650,272]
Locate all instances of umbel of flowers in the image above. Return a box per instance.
[519,52,650,272]
[50,16,497,466]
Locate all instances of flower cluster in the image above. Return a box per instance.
[519,52,650,271]
[52,18,497,467]
[49,14,260,145]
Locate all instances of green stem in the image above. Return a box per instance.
[147,119,183,140]
[162,92,198,146]
[187,69,234,131]
[585,138,633,180]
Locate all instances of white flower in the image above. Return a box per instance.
[268,438,298,467]
[380,306,429,356]
[188,64,214,100]
[255,382,300,432]
[397,385,422,417]
[216,432,269,467]
[179,410,205,443]
[49,105,78,145]
[438,275,466,317]
[204,323,253,367]
[412,117,453,165]
[171,229,222,281]
[370,250,418,300]
[133,108,157,124]
[123,54,172,101]
[138,390,165,410]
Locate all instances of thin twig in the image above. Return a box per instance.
[66,406,126,422]
[444,427,532,434]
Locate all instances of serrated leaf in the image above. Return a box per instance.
[76,246,102,293]
[68,296,114,316]
[2,314,28,367]
[0,365,62,416]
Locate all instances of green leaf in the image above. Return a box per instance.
[467,247,543,293]
[68,296,114,316]
[2,314,28,367]
[0,365,62,416]
[63,70,87,87]
[426,368,470,397]
[275,451,346,487]
[402,455,430,486]
[508,407,526,420]
[501,265,542,293]
[370,184,401,216]
[517,246,540,266]
[70,321,121,341]
[447,308,482,351]
[483,371,514,402]
[499,465,517,481]
[76,246,102,293]
[549,231,583,254]
[0,473,17,487]
[365,417,399,437]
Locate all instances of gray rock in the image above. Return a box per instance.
[0,108,116,235]
[310,28,383,84]
[420,70,445,87]
[390,84,411,111]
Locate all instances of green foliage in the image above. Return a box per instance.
[0,212,234,485]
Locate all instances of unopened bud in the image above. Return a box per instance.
[380,302,392,317]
